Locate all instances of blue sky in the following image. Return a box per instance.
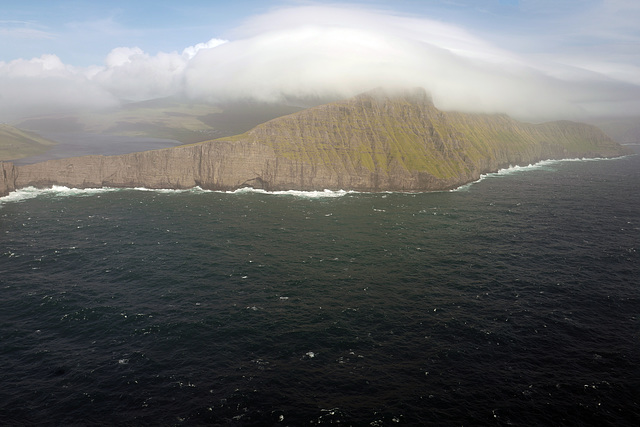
[1,0,595,66]
[1,0,267,65]
[1,0,639,121]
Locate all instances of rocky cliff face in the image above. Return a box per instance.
[1,88,632,196]
[1,162,17,196]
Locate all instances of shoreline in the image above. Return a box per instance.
[2,154,634,203]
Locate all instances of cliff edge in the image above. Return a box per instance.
[0,162,17,196]
[1,88,632,196]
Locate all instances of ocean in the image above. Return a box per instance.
[1,148,639,426]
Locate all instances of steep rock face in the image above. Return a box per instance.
[0,162,17,196]
[202,88,630,191]
[4,88,632,196]
[14,141,280,192]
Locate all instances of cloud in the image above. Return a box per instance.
[92,47,186,101]
[182,38,228,60]
[0,20,55,40]
[0,55,118,120]
[0,38,227,119]
[182,5,640,120]
[90,38,229,102]
[1,4,639,122]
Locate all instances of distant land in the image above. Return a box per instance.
[0,124,57,161]
[587,116,640,145]
[14,98,304,145]
[0,88,633,197]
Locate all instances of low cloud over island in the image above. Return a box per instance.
[1,3,640,122]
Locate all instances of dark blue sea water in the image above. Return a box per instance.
[1,150,639,426]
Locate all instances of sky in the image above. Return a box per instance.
[1,0,640,122]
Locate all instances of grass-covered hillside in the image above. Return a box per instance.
[0,124,56,161]
[8,88,632,194]
[15,98,303,144]
[223,88,630,184]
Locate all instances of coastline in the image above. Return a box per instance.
[2,153,634,202]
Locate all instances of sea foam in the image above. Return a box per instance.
[0,185,120,204]
[0,185,211,205]
[451,156,624,192]
[130,186,212,194]
[225,188,355,198]
[0,185,353,206]
[1,155,625,204]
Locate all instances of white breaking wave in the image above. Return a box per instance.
[451,156,624,192]
[1,155,627,203]
[0,185,354,205]
[130,186,212,194]
[0,185,212,205]
[225,188,356,198]
[0,185,121,204]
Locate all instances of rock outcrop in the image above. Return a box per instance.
[0,162,17,196]
[0,88,632,196]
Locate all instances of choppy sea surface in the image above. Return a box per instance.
[1,149,639,426]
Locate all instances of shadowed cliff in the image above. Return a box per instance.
[1,88,632,196]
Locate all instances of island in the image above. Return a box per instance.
[0,88,632,197]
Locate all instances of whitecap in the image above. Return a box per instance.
[1,154,625,203]
[0,185,214,205]
[130,186,211,194]
[0,185,120,205]
[451,156,628,192]
[225,187,355,198]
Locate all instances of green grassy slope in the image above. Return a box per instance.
[209,88,630,187]
[15,99,304,144]
[0,124,56,161]
[7,88,632,194]
[247,90,623,171]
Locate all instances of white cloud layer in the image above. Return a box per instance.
[1,4,640,122]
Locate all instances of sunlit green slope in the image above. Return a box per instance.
[15,99,303,144]
[217,88,630,187]
[0,124,56,161]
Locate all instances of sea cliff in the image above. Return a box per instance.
[0,89,632,196]
[0,162,17,196]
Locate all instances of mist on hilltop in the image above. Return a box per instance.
[1,4,639,125]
